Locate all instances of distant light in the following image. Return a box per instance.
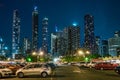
[72,23,77,26]
[4,47,8,50]
[54,58,58,62]
[53,58,59,62]
[85,57,89,62]
[55,26,58,32]
[34,6,38,11]
[0,38,3,42]
[43,17,48,20]
[27,58,32,62]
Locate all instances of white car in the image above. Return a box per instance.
[16,63,52,78]
[0,65,13,78]
[87,62,97,68]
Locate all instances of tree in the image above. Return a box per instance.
[0,55,7,60]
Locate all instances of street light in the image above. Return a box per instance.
[78,50,84,55]
[32,52,37,56]
[77,49,90,62]
[86,51,90,54]
[38,51,44,62]
[39,51,44,56]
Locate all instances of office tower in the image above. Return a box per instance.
[95,36,101,55]
[51,33,57,57]
[84,14,95,54]
[0,37,3,54]
[63,25,80,55]
[23,37,31,56]
[51,30,66,57]
[32,6,39,51]
[42,17,48,54]
[0,37,4,56]
[0,37,10,57]
[108,31,120,56]
[12,10,20,59]
[101,40,108,57]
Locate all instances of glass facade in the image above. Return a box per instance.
[32,6,39,51]
[12,10,20,59]
[84,14,95,54]
[42,17,48,54]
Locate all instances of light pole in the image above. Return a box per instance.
[32,51,37,62]
[38,51,44,62]
[78,50,85,57]
[77,49,90,62]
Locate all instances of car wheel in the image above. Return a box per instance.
[89,66,92,68]
[100,68,103,70]
[17,72,24,78]
[0,73,2,78]
[41,72,48,78]
[117,71,120,74]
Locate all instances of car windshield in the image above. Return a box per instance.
[0,66,6,69]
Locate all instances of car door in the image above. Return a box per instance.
[23,64,35,75]
[33,64,42,75]
[101,63,106,69]
[109,63,115,69]
[105,63,112,69]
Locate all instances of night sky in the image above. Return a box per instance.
[0,0,120,49]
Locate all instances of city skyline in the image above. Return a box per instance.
[0,0,120,49]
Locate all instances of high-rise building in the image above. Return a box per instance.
[95,36,101,55]
[101,40,108,57]
[23,37,31,56]
[63,25,80,55]
[108,31,120,56]
[32,6,39,51]
[51,33,57,57]
[0,37,3,54]
[12,10,20,59]
[42,17,48,54]
[84,14,95,54]
[0,37,10,57]
[51,31,66,57]
[0,37,4,56]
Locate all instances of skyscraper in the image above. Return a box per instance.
[101,40,108,57]
[108,31,120,56]
[0,37,3,55]
[23,37,31,56]
[63,25,80,55]
[42,17,48,54]
[32,6,39,51]
[95,36,101,55]
[12,10,20,59]
[84,14,95,54]
[51,31,66,57]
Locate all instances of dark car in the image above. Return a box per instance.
[115,66,120,74]
[46,63,57,70]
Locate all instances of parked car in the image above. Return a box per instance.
[79,62,89,67]
[2,64,22,75]
[0,65,13,78]
[87,62,97,68]
[114,66,120,74]
[16,63,52,78]
[94,62,118,70]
